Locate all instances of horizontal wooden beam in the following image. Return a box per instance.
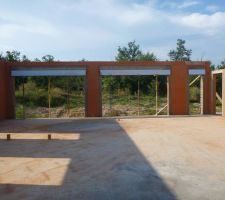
[189,75,200,87]
[212,69,224,74]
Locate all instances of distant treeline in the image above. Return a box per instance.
[1,39,225,97]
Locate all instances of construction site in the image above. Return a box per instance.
[0,61,225,199]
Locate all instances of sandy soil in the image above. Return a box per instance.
[0,116,225,200]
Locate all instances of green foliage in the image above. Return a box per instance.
[5,50,21,61]
[214,59,225,96]
[189,86,200,102]
[50,87,66,107]
[16,81,48,107]
[21,55,30,62]
[15,104,24,119]
[217,59,225,69]
[139,52,157,61]
[168,39,192,61]
[34,58,41,61]
[0,53,4,61]
[115,41,157,62]
[105,41,161,96]
[42,55,54,62]
[116,41,142,61]
[211,64,215,70]
[0,50,30,62]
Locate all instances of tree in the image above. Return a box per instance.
[116,41,157,62]
[5,50,21,62]
[0,50,30,62]
[0,53,4,61]
[21,55,30,62]
[210,64,215,71]
[218,59,225,69]
[42,55,54,62]
[33,58,40,61]
[116,41,142,61]
[30,55,54,88]
[168,39,192,61]
[105,41,159,95]
[139,52,157,61]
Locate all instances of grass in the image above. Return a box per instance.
[102,92,168,117]
[15,91,85,119]
[15,79,208,118]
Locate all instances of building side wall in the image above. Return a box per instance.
[169,62,189,115]
[86,64,102,117]
[223,70,225,116]
[203,62,212,114]
[0,61,213,119]
[0,63,14,120]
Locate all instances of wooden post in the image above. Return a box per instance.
[138,78,140,116]
[155,75,158,115]
[48,77,51,118]
[7,134,11,141]
[200,75,204,115]
[48,134,51,140]
[67,77,70,117]
[109,84,112,116]
[22,77,25,119]
[167,76,169,115]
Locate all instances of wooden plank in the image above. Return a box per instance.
[155,75,158,115]
[157,104,168,115]
[216,92,222,104]
[212,69,224,74]
[189,75,200,86]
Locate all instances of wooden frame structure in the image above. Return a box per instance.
[0,61,213,119]
[188,74,204,115]
[211,69,225,116]
[101,73,169,117]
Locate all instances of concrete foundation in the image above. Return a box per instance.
[0,117,225,199]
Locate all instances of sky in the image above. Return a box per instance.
[0,0,225,65]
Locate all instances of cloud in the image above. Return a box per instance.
[53,0,155,26]
[0,10,59,40]
[172,12,225,34]
[160,0,200,10]
[178,1,200,9]
[0,0,224,64]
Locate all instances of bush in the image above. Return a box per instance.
[189,87,200,102]
[15,81,48,107]
[50,87,66,107]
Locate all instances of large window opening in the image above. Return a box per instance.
[14,70,86,119]
[101,69,169,117]
[188,75,203,115]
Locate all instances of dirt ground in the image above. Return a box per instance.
[0,116,225,200]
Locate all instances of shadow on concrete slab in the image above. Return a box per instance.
[0,119,177,200]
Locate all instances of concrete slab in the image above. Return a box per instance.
[0,116,225,200]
